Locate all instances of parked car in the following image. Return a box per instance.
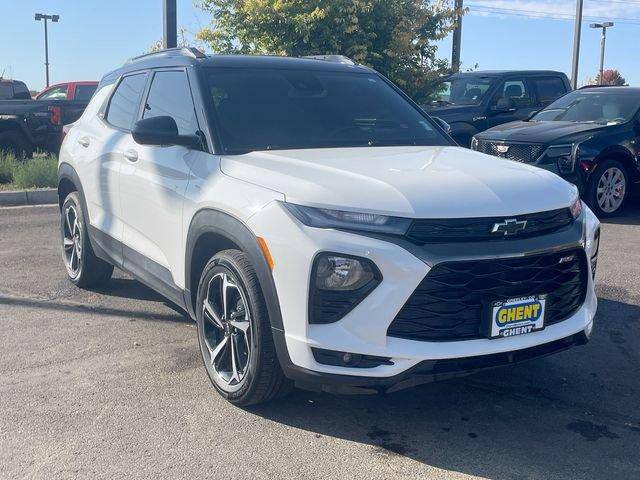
[423,70,571,147]
[57,48,600,406]
[0,79,32,100]
[0,80,97,156]
[471,87,640,217]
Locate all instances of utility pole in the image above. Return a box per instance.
[590,22,614,85]
[570,0,583,89]
[34,13,60,88]
[163,0,177,49]
[451,0,463,73]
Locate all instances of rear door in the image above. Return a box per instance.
[530,76,569,110]
[119,68,200,292]
[75,72,148,264]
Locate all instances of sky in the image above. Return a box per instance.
[0,0,638,92]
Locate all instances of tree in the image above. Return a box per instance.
[196,0,460,103]
[592,69,627,86]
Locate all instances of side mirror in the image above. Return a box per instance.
[132,116,200,149]
[433,116,451,133]
[492,97,515,113]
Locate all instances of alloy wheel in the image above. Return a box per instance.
[202,271,252,392]
[597,166,626,214]
[62,204,82,277]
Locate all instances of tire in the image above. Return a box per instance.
[0,130,34,159]
[60,192,113,288]
[196,249,291,406]
[586,159,629,218]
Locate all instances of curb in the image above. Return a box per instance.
[0,188,58,207]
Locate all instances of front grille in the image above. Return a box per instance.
[476,140,546,163]
[387,249,588,342]
[406,208,574,244]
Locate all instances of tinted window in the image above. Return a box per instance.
[143,71,198,135]
[493,79,532,108]
[206,68,448,154]
[74,84,97,101]
[106,73,147,130]
[0,83,13,99]
[533,90,640,125]
[13,82,31,99]
[38,85,68,100]
[533,77,566,105]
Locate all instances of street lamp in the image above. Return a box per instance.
[589,22,614,85]
[34,13,60,88]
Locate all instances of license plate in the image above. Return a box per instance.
[490,295,545,339]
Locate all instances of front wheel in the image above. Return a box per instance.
[196,249,291,406]
[586,159,629,217]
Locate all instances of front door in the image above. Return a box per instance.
[119,69,201,295]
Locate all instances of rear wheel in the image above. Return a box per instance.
[60,192,113,288]
[196,249,291,406]
[586,159,629,217]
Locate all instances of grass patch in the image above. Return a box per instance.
[0,151,57,190]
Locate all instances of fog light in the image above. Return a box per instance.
[315,255,376,291]
[312,347,393,368]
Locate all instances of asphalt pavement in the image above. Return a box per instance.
[1,202,639,480]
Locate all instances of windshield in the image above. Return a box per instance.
[431,76,495,106]
[533,90,640,125]
[206,68,450,154]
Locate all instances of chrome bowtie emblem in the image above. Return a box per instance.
[492,218,527,236]
[496,144,510,154]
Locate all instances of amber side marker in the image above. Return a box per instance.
[257,237,275,271]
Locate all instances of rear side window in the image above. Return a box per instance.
[74,84,97,101]
[106,73,147,130]
[13,82,31,99]
[532,77,567,106]
[142,70,198,135]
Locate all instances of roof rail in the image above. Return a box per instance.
[302,55,356,66]
[126,47,207,64]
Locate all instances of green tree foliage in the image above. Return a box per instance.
[196,0,459,102]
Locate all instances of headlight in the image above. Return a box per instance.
[470,136,479,150]
[315,255,377,291]
[284,203,411,235]
[545,144,575,174]
[570,195,583,219]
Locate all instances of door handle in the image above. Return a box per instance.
[123,149,139,163]
[78,137,90,148]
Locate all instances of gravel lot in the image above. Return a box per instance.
[1,202,639,480]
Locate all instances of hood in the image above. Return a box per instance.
[477,120,607,144]
[220,146,576,218]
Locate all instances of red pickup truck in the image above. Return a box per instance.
[0,80,97,156]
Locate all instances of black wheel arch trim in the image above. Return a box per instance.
[184,208,285,333]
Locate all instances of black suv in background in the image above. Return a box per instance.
[472,87,640,217]
[423,70,571,146]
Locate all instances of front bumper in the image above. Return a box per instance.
[248,202,600,391]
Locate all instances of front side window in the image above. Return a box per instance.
[533,90,640,125]
[206,68,449,154]
[74,84,97,102]
[105,73,148,131]
[493,79,532,108]
[13,82,31,99]
[433,76,494,106]
[143,70,198,135]
[37,85,68,100]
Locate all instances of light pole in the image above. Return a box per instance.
[34,13,60,88]
[163,0,177,49]
[570,0,584,89]
[451,0,463,73]
[590,22,614,85]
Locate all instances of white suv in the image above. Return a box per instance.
[58,49,600,405]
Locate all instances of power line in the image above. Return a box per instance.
[466,4,640,25]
